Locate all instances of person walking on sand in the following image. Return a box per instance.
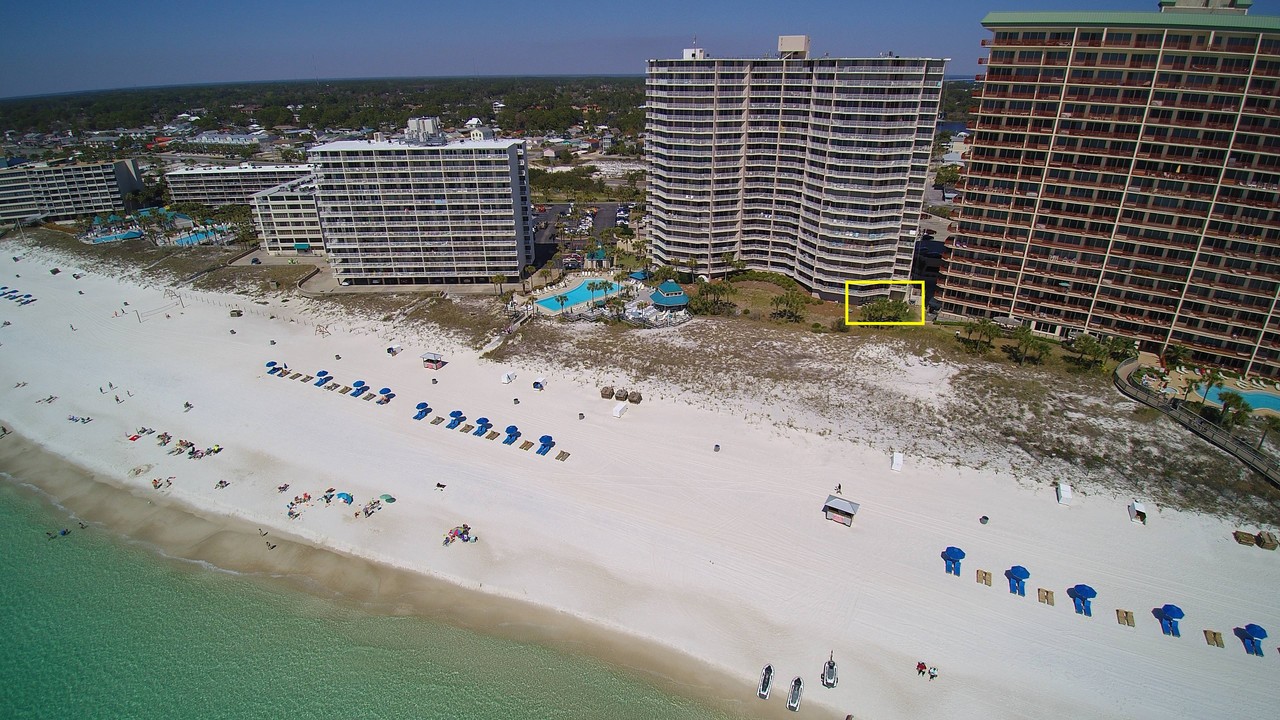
[916,661,927,677]
[928,667,938,681]
[835,483,843,495]
[69,324,76,331]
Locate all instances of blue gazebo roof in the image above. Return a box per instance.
[650,280,688,308]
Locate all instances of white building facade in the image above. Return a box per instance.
[308,138,532,286]
[250,176,324,255]
[0,159,142,223]
[646,36,947,299]
[166,163,315,207]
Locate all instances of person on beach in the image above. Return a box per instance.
[69,324,76,331]
[917,661,927,677]
[928,667,938,681]
[114,395,121,404]
[835,484,842,495]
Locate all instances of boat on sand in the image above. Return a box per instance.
[786,676,803,712]
[757,664,773,700]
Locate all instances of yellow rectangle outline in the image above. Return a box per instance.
[844,280,926,326]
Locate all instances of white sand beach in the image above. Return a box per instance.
[1,246,1277,719]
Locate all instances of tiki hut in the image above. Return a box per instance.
[614,388,629,401]
[628,390,642,404]
[600,386,614,399]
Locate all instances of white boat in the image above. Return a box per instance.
[757,664,773,700]
[786,676,803,712]
[822,652,838,688]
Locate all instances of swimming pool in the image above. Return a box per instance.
[1205,385,1280,413]
[90,230,142,244]
[173,227,227,246]
[536,279,619,312]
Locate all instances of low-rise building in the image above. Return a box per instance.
[166,163,315,207]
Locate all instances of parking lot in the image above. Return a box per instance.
[531,202,634,266]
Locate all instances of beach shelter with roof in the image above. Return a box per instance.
[649,280,688,310]
[942,546,965,576]
[421,352,445,370]
[822,495,860,526]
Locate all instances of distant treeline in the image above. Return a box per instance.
[0,77,645,136]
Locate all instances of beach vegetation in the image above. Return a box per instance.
[769,288,808,322]
[934,164,961,189]
[1256,416,1280,451]
[688,280,737,316]
[857,298,911,324]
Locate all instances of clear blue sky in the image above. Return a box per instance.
[2,0,1273,98]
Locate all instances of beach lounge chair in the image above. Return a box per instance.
[300,375,314,383]
[288,373,301,380]
[430,416,445,425]
[555,450,570,461]
[519,440,534,451]
[446,417,464,430]
[326,382,340,391]
[351,385,368,398]
[891,452,904,472]
[413,409,430,421]
[338,386,352,394]
[460,424,475,434]
[472,424,490,437]
[363,393,376,401]
[485,431,500,440]
[536,442,554,456]
[503,432,521,445]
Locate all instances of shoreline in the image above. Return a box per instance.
[0,430,782,720]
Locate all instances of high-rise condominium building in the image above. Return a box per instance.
[308,135,532,286]
[646,35,946,300]
[165,163,315,207]
[251,176,324,256]
[938,1,1280,376]
[0,159,142,223]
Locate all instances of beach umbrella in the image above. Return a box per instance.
[379,387,392,395]
[379,494,396,503]
[353,380,366,388]
[476,417,490,426]
[539,434,554,444]
[1244,623,1268,640]
[415,402,428,410]
[336,492,353,504]
[1009,565,1030,580]
[944,546,966,561]
[449,410,463,418]
[505,425,518,434]
[265,361,277,368]
[1161,604,1185,620]
[1073,584,1097,600]
[317,370,330,377]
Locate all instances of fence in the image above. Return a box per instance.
[1112,358,1280,488]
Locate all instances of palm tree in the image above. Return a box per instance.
[1202,369,1226,404]
[491,274,507,296]
[520,265,534,293]
[1013,325,1035,365]
[974,318,997,349]
[1218,390,1252,430]
[536,268,550,289]
[555,294,568,312]
[1028,338,1053,365]
[1183,374,1203,402]
[1257,415,1280,451]
[1162,344,1190,371]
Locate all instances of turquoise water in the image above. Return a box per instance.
[0,478,736,720]
[1206,385,1280,412]
[91,230,142,244]
[174,229,221,246]
[536,280,619,311]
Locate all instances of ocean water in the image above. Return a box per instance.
[0,478,737,720]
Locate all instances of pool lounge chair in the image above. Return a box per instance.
[300,375,314,383]
[338,386,352,394]
[485,431,500,440]
[287,373,301,380]
[460,424,475,434]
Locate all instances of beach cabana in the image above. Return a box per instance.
[612,402,628,418]
[421,352,445,370]
[649,280,688,310]
[1159,604,1184,637]
[1056,482,1072,505]
[1008,565,1030,596]
[822,495,860,526]
[942,546,965,576]
[1128,501,1148,524]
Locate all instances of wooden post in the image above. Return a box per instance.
[1037,588,1055,606]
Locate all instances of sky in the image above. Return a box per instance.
[2,0,1275,98]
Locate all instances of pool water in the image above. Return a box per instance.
[1205,385,1280,413]
[536,279,619,311]
[174,229,219,246]
[91,230,143,244]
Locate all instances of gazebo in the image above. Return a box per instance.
[649,280,688,310]
[822,495,860,526]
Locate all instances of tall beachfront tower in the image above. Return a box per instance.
[645,36,947,300]
[938,1,1280,376]
[308,133,532,287]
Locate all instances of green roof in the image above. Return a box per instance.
[982,10,1280,32]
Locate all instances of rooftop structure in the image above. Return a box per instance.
[937,1,1280,376]
[646,35,946,300]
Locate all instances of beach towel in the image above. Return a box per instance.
[519,440,534,451]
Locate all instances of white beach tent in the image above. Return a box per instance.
[501,372,517,384]
[612,402,628,418]
[891,452,904,472]
[1128,500,1148,524]
[1056,482,1072,505]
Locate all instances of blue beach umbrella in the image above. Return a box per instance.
[539,435,554,444]
[1161,604,1185,620]
[336,492,353,504]
[265,361,277,368]
[476,417,490,426]
[1073,584,1097,599]
[1010,565,1030,580]
[449,410,463,418]
[944,546,966,561]
[415,402,428,410]
[353,380,366,388]
[317,370,330,377]
[379,387,392,395]
[505,425,518,434]
[1244,623,1268,640]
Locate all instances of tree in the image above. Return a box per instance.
[1183,373,1203,403]
[1013,325,1035,366]
[770,288,808,322]
[521,265,534,292]
[556,147,572,164]
[651,265,678,284]
[1257,415,1280,451]
[536,267,550,289]
[1217,390,1252,430]
[859,298,911,323]
[605,295,625,320]
[1071,334,1107,368]
[491,274,507,296]
[1162,344,1190,370]
[684,257,699,282]
[555,294,568,312]
[1202,369,1226,403]
[974,318,997,349]
[1028,338,1053,365]
[934,164,961,189]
